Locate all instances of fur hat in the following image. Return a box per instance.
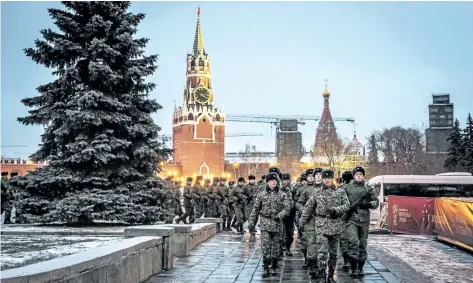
[313,167,324,175]
[196,175,203,181]
[268,167,280,175]
[322,170,335,179]
[248,175,256,180]
[229,181,235,186]
[186,177,193,182]
[305,168,315,176]
[342,171,354,183]
[204,178,211,183]
[238,177,245,183]
[261,175,266,180]
[300,173,307,182]
[266,173,279,182]
[352,166,365,176]
[220,177,227,182]
[213,177,220,182]
[281,173,291,181]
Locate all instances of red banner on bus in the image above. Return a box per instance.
[387,196,436,235]
[434,198,473,251]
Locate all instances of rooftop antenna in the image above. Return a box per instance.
[324,78,328,88]
[353,123,358,137]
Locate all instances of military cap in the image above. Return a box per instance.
[300,173,307,181]
[238,177,245,182]
[204,178,211,183]
[229,181,235,186]
[10,172,18,177]
[313,167,324,174]
[268,167,280,175]
[352,166,365,176]
[305,168,315,176]
[220,177,227,182]
[196,175,203,181]
[186,177,193,182]
[248,175,256,180]
[1,172,8,177]
[266,173,279,182]
[342,171,354,183]
[213,177,220,182]
[322,169,335,179]
[281,173,291,181]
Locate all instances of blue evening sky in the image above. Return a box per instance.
[2,1,473,158]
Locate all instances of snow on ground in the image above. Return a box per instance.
[1,224,126,234]
[369,234,473,283]
[1,235,123,270]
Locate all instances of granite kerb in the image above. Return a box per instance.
[0,236,163,283]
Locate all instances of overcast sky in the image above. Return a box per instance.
[2,1,473,158]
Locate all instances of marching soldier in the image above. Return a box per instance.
[248,173,291,277]
[294,173,307,239]
[191,175,204,221]
[343,166,380,278]
[299,169,350,282]
[227,180,237,230]
[257,175,266,193]
[339,170,354,270]
[232,177,248,234]
[207,177,220,218]
[296,168,323,271]
[280,173,296,256]
[177,177,194,224]
[172,180,183,223]
[213,177,229,231]
[203,178,211,217]
[243,175,258,226]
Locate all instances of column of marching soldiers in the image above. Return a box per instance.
[163,165,379,283]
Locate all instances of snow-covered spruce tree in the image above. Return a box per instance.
[444,119,465,172]
[12,1,172,225]
[462,113,473,173]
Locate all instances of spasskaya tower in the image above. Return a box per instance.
[171,7,225,178]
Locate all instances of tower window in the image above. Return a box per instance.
[203,118,207,123]
[199,59,204,66]
[215,114,220,121]
[188,113,194,120]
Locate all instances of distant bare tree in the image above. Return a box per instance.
[316,130,346,169]
[238,143,266,177]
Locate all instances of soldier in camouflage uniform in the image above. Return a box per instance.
[227,180,237,230]
[191,175,204,222]
[280,173,296,256]
[232,177,248,234]
[177,177,194,224]
[207,177,219,218]
[172,180,184,223]
[248,173,291,277]
[296,168,323,271]
[243,175,258,228]
[213,177,230,231]
[203,178,211,217]
[300,169,350,282]
[339,170,354,270]
[343,166,379,278]
[294,173,307,239]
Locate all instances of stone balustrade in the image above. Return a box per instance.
[195,217,223,232]
[161,223,217,257]
[0,236,163,283]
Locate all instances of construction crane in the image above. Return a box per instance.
[1,145,29,148]
[226,114,355,125]
[159,132,263,140]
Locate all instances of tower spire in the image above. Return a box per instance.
[193,7,205,56]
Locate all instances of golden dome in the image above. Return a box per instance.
[322,87,330,96]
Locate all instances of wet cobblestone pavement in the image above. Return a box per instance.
[147,232,403,283]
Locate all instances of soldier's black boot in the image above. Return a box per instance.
[342,252,349,270]
[271,259,278,276]
[226,219,232,231]
[222,219,228,231]
[357,261,365,277]
[327,267,337,283]
[262,259,270,278]
[285,247,292,257]
[238,222,244,234]
[349,260,358,278]
[302,252,309,270]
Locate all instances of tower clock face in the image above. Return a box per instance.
[194,87,210,104]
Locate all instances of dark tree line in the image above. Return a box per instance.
[444,114,473,173]
[6,2,173,225]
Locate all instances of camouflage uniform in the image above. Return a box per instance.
[227,181,236,229]
[280,179,297,255]
[179,179,194,223]
[294,174,307,238]
[296,182,321,269]
[339,171,354,270]
[243,179,258,221]
[232,180,248,233]
[207,179,219,217]
[343,178,379,276]
[248,177,291,275]
[203,179,211,217]
[300,181,350,282]
[191,177,204,222]
[213,180,229,231]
